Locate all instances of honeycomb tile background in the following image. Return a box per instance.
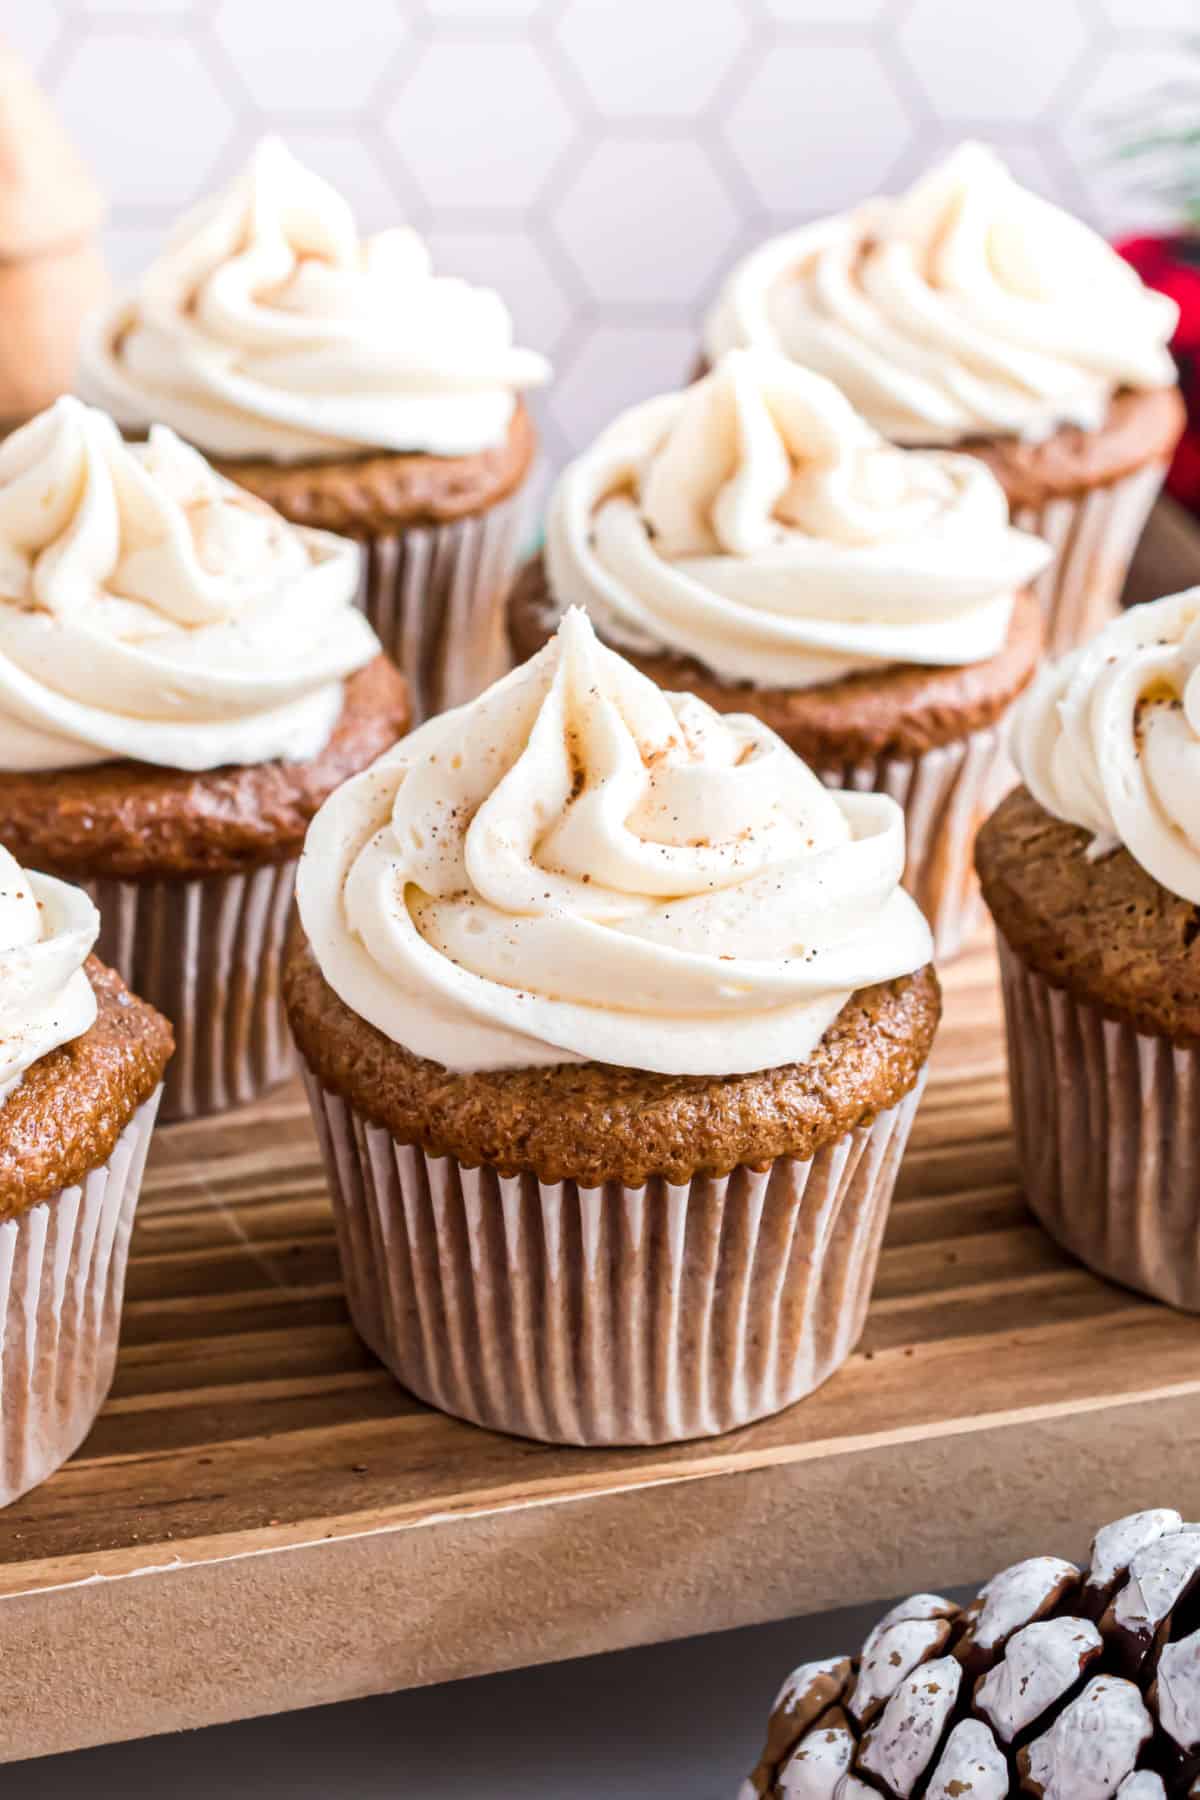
[13,0,1194,472]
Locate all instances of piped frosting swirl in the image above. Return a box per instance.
[297,608,933,1076]
[545,348,1051,687]
[704,143,1178,446]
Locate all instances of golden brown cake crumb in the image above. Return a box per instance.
[966,385,1185,510]
[213,401,536,533]
[0,655,410,879]
[977,785,1200,1043]
[0,957,173,1217]
[509,555,1043,760]
[285,937,941,1186]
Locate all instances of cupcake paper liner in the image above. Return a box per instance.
[998,936,1200,1311]
[819,721,1012,961]
[360,483,529,726]
[81,864,297,1123]
[0,1091,161,1508]
[1010,459,1167,657]
[303,1069,926,1447]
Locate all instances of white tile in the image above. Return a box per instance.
[53,32,235,210]
[77,0,196,11]
[548,139,741,307]
[722,44,915,215]
[763,0,889,15]
[386,41,575,211]
[554,0,747,118]
[548,322,696,455]
[425,0,542,13]
[271,131,407,231]
[1098,0,1199,22]
[213,0,410,115]
[1060,47,1193,232]
[896,0,1090,122]
[103,220,174,282]
[4,3,64,72]
[422,228,574,357]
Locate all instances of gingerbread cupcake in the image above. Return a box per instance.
[977,588,1200,1310]
[79,137,549,723]
[511,349,1051,957]
[704,143,1184,655]
[0,842,172,1505]
[0,396,408,1121]
[287,608,939,1446]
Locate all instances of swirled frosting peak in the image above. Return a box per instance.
[0,395,379,772]
[79,136,550,461]
[544,348,1051,687]
[1013,589,1200,904]
[0,843,98,1104]
[298,608,932,1076]
[704,143,1179,445]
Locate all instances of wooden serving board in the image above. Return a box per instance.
[3,502,1200,1764]
[2,930,1200,1763]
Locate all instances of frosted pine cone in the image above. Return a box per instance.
[740,1508,1200,1798]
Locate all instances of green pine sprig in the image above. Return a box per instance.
[1106,41,1200,228]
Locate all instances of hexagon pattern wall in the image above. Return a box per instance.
[11,0,1194,473]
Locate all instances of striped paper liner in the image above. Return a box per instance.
[998,937,1200,1313]
[0,1091,161,1508]
[1011,460,1167,657]
[360,483,529,726]
[81,865,297,1122]
[820,722,1013,961]
[303,1070,926,1447]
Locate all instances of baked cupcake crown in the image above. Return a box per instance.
[297,606,933,1077]
[704,140,1179,445]
[1011,588,1200,905]
[78,135,551,462]
[544,346,1051,689]
[0,394,378,773]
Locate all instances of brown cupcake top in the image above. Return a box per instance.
[0,956,173,1218]
[0,654,409,881]
[509,553,1043,761]
[976,785,1200,1043]
[285,935,940,1187]
[966,385,1186,511]
[213,400,536,534]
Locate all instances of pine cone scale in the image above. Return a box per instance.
[740,1508,1200,1799]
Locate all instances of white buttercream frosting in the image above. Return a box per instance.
[0,396,379,773]
[79,136,550,461]
[544,348,1051,687]
[297,608,932,1076]
[704,143,1179,446]
[1012,589,1200,904]
[0,844,98,1105]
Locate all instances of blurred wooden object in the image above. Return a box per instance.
[0,45,109,424]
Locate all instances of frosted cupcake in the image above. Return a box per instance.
[0,396,407,1121]
[79,137,550,723]
[704,144,1184,655]
[510,349,1052,957]
[286,608,939,1446]
[0,842,172,1505]
[977,589,1200,1309]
